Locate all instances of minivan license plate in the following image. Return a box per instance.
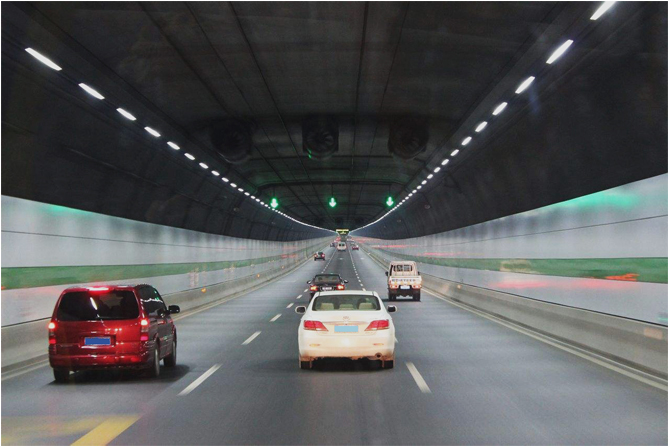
[85,337,111,346]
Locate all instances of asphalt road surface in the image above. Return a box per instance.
[2,246,667,445]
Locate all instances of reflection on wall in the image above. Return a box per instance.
[356,175,668,325]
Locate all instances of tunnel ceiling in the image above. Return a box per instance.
[2,2,667,240]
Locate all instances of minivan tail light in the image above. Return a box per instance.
[48,321,56,344]
[304,320,328,331]
[140,318,149,341]
[365,320,390,331]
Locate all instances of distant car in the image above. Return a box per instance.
[307,273,348,297]
[48,284,180,382]
[351,244,359,250]
[337,242,347,251]
[295,291,396,369]
[387,261,422,301]
[314,251,326,260]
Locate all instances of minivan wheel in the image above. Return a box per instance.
[147,346,160,378]
[53,368,70,383]
[164,340,177,367]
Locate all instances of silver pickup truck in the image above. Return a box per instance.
[386,261,422,301]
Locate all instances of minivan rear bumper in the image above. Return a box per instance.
[49,349,151,370]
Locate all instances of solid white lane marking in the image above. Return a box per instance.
[297,294,303,299]
[287,303,294,308]
[406,362,431,394]
[270,314,282,322]
[242,331,261,345]
[179,364,222,396]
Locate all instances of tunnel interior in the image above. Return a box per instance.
[1,2,668,446]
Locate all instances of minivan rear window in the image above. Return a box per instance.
[57,290,140,321]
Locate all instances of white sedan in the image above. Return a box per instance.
[295,290,396,369]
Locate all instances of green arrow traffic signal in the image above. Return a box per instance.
[270,198,279,209]
[329,197,337,208]
[386,196,394,207]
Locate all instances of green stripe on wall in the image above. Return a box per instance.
[374,248,668,284]
[1,242,325,290]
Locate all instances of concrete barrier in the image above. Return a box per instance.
[1,252,316,373]
[364,247,668,379]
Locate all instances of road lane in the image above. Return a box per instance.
[2,244,667,445]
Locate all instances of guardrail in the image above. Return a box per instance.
[363,245,668,379]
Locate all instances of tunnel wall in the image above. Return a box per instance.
[355,174,668,326]
[1,195,332,327]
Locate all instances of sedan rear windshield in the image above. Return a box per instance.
[313,275,340,283]
[57,291,140,321]
[312,295,381,311]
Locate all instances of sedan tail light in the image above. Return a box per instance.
[304,320,328,331]
[337,284,345,290]
[365,320,390,331]
[309,285,318,291]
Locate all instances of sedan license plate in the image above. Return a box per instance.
[321,287,333,291]
[84,336,111,346]
[335,326,358,333]
[400,285,410,290]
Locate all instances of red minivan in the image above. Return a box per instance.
[48,284,179,382]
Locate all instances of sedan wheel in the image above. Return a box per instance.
[300,359,312,370]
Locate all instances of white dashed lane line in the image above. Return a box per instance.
[242,331,262,345]
[406,362,431,394]
[270,314,282,322]
[178,364,222,396]
[297,294,302,299]
[304,289,308,292]
[287,303,294,308]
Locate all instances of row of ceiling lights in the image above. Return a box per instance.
[353,1,617,234]
[22,46,333,235]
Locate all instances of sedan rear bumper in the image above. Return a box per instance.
[299,330,395,361]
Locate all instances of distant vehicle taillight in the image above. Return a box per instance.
[140,318,149,341]
[337,284,345,290]
[365,320,390,331]
[48,321,56,344]
[304,320,328,332]
[309,285,318,291]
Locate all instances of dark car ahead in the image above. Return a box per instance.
[307,273,348,297]
[48,284,180,382]
[314,251,326,260]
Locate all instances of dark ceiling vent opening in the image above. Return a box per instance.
[388,117,429,160]
[211,118,254,164]
[302,116,339,160]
